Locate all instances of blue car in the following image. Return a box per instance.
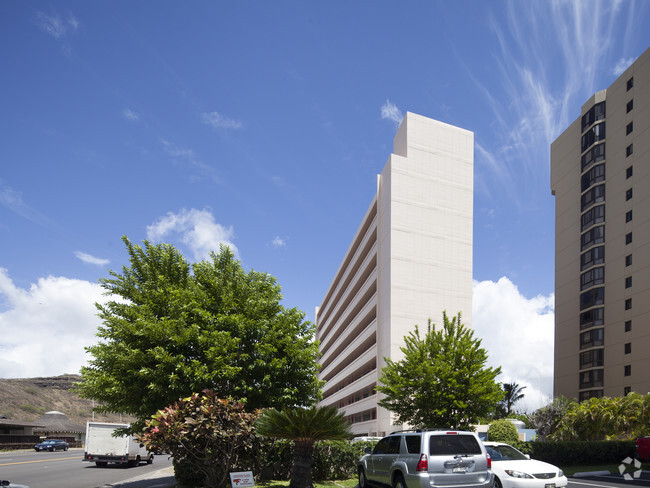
[34,439,69,452]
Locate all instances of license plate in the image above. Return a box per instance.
[545,484,555,488]
[453,467,467,473]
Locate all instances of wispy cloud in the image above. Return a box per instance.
[201,112,243,130]
[74,251,109,266]
[0,181,55,228]
[271,236,286,249]
[613,57,634,76]
[122,108,139,121]
[146,208,238,260]
[34,10,79,39]
[160,139,220,183]
[380,100,403,125]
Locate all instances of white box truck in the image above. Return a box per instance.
[83,421,154,467]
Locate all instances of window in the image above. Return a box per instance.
[405,436,421,454]
[625,298,632,310]
[581,102,606,132]
[625,343,631,354]
[625,254,632,266]
[581,164,606,192]
[580,390,603,402]
[581,246,605,271]
[627,144,633,157]
[581,205,605,231]
[626,210,633,222]
[580,287,605,311]
[626,166,633,179]
[625,276,632,288]
[624,365,631,376]
[580,369,604,389]
[581,225,605,251]
[625,320,632,332]
[581,266,605,290]
[627,100,634,112]
[626,122,634,135]
[580,328,604,349]
[580,349,604,369]
[627,77,634,90]
[429,435,482,455]
[626,232,633,245]
[580,307,604,329]
[626,188,633,200]
[581,143,606,171]
[582,122,606,152]
[624,386,632,396]
[581,184,605,211]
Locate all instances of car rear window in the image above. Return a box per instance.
[429,434,482,455]
[405,435,421,454]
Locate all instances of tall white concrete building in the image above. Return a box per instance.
[315,112,474,436]
[551,48,650,401]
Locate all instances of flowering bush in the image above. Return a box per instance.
[140,390,259,488]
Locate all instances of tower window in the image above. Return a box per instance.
[626,210,633,222]
[626,166,633,179]
[627,77,634,90]
[625,276,632,288]
[625,254,632,266]
[626,144,633,157]
[626,122,634,135]
[625,298,632,310]
[626,232,633,245]
[625,343,631,354]
[626,188,633,200]
[627,100,633,112]
[624,365,631,376]
[625,320,632,332]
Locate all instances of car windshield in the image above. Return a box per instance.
[485,445,528,461]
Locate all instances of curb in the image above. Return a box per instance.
[572,471,611,477]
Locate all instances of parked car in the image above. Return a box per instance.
[358,429,493,488]
[483,442,567,488]
[636,437,650,462]
[34,439,69,452]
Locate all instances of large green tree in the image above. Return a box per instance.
[376,311,502,430]
[78,237,321,427]
[256,406,351,488]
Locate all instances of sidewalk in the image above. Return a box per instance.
[100,466,176,488]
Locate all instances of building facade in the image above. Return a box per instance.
[315,112,473,435]
[551,48,650,401]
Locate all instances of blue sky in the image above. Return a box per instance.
[1,1,649,410]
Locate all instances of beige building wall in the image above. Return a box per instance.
[551,48,650,400]
[316,112,473,435]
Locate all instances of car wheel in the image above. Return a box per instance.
[393,474,406,488]
[147,455,154,465]
[494,477,502,488]
[64,446,68,451]
[49,447,55,452]
[359,467,369,488]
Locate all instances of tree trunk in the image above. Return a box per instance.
[289,440,315,488]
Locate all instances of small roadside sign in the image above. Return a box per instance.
[230,471,255,487]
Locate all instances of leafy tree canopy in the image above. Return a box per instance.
[526,396,573,442]
[487,419,519,443]
[376,312,503,430]
[78,237,322,427]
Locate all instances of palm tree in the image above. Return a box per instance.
[255,405,351,488]
[502,382,526,415]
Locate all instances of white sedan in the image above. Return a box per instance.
[484,442,568,488]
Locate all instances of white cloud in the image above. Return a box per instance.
[380,100,403,125]
[473,277,554,413]
[34,10,79,39]
[146,208,238,261]
[74,251,109,266]
[0,268,106,378]
[271,236,286,249]
[613,57,634,76]
[201,112,243,130]
[122,108,139,121]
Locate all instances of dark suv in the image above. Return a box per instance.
[358,429,493,488]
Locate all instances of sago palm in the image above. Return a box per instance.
[256,405,351,488]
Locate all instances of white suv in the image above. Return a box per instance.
[358,429,494,488]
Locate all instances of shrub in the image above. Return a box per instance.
[488,419,519,443]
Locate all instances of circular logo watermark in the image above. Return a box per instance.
[619,456,642,481]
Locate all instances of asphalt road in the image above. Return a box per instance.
[568,471,650,488]
[0,448,174,488]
